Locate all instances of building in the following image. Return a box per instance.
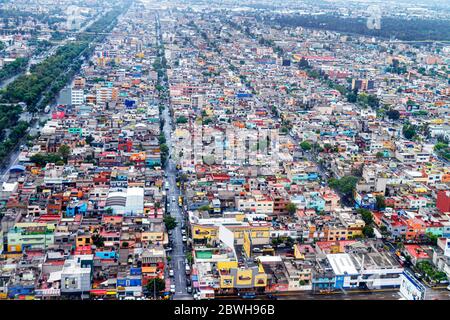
[71,88,84,106]
[437,190,450,214]
[60,255,93,297]
[7,223,55,252]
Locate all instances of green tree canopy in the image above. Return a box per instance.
[145,278,166,296]
[285,202,297,215]
[163,216,177,230]
[300,141,312,151]
[328,176,359,198]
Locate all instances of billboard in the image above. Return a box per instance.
[399,271,426,300]
[219,225,234,250]
[243,231,252,258]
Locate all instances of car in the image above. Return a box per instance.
[165,247,172,252]
[415,273,422,279]
[181,229,186,235]
[263,245,273,250]
[182,236,187,242]
[277,243,287,248]
[186,279,191,286]
[252,247,262,253]
[187,286,192,294]
[170,285,176,293]
[446,285,450,291]
[241,292,256,299]
[169,269,174,277]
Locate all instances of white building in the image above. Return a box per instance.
[60,255,92,295]
[327,248,404,290]
[71,88,84,106]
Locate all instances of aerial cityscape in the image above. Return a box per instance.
[0,0,450,302]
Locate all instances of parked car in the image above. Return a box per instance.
[169,269,174,277]
[170,285,176,293]
[252,247,262,253]
[187,286,193,293]
[241,292,256,299]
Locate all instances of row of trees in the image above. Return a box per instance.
[271,14,450,41]
[29,145,71,166]
[0,7,127,166]
[0,120,28,163]
[434,136,450,161]
[0,57,29,82]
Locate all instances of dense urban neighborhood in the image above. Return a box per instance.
[0,0,449,301]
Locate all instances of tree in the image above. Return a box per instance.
[92,234,105,247]
[105,207,113,214]
[285,202,297,215]
[363,225,375,238]
[402,124,417,140]
[367,95,380,108]
[198,205,211,212]
[85,134,94,145]
[146,278,166,297]
[176,116,188,124]
[386,109,400,120]
[426,233,438,246]
[328,176,359,199]
[164,216,177,230]
[357,208,373,225]
[376,151,384,159]
[160,143,169,154]
[30,153,62,166]
[298,57,309,69]
[300,141,312,151]
[376,195,386,210]
[58,144,71,163]
[346,91,358,103]
[186,252,194,265]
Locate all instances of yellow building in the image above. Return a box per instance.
[324,223,364,241]
[191,223,270,246]
[218,261,267,290]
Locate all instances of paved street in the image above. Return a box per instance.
[216,287,450,300]
[157,13,190,300]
